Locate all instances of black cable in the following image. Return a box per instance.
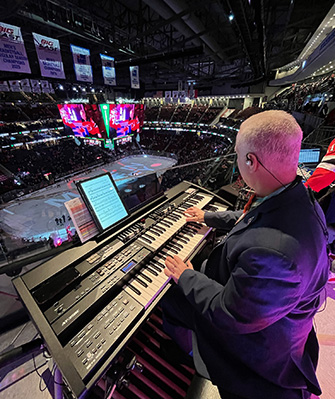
[32,352,64,392]
[251,153,287,189]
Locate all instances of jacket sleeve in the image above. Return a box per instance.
[178,246,302,334]
[204,210,243,230]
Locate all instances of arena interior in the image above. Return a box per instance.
[0,1,335,398]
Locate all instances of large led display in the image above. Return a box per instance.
[100,103,145,138]
[57,104,107,139]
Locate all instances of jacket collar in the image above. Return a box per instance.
[227,176,304,238]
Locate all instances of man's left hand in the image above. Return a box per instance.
[164,255,193,283]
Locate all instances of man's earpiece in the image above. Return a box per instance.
[246,156,252,166]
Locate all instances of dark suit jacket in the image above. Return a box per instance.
[178,180,329,399]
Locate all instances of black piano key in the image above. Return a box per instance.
[135,277,148,288]
[169,242,183,251]
[177,236,189,244]
[127,284,141,295]
[147,267,158,276]
[140,273,152,283]
[174,209,185,215]
[150,263,163,272]
[165,246,178,255]
[141,236,152,244]
[154,225,166,233]
[145,233,156,241]
[151,226,163,233]
[161,220,173,227]
[166,216,178,222]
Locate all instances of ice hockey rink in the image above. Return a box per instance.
[0,155,177,242]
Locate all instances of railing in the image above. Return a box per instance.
[303,125,335,148]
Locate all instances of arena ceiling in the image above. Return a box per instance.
[0,0,334,92]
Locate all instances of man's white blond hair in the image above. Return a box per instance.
[237,110,302,174]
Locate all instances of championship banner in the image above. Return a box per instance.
[100,54,116,86]
[0,81,9,92]
[165,91,171,102]
[154,90,163,98]
[0,22,31,73]
[71,44,93,83]
[49,82,55,93]
[129,66,140,89]
[30,79,41,93]
[32,33,65,79]
[40,80,49,93]
[20,78,31,92]
[172,90,179,102]
[8,80,21,92]
[179,90,186,102]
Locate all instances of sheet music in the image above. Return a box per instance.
[65,197,99,243]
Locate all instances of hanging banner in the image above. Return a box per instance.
[0,81,9,91]
[20,78,31,92]
[0,22,31,73]
[32,33,65,79]
[8,80,21,92]
[172,90,179,102]
[165,91,171,102]
[30,79,41,93]
[49,81,55,93]
[129,66,140,89]
[40,80,49,93]
[70,44,93,83]
[154,90,163,98]
[100,54,116,86]
[179,90,186,102]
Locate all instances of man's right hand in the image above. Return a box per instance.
[185,206,205,223]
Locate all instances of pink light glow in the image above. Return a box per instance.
[151,163,162,167]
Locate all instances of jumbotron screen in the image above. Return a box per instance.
[57,104,107,139]
[100,103,145,138]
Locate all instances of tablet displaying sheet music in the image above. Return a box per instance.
[77,173,129,233]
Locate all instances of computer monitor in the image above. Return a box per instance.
[299,148,321,164]
[77,173,129,232]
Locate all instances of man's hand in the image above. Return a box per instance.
[164,255,193,283]
[185,206,205,223]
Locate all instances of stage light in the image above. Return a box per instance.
[228,13,234,22]
[59,85,64,90]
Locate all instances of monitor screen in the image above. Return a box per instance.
[299,148,320,164]
[116,173,164,212]
[77,173,129,232]
[58,104,107,139]
[99,103,145,138]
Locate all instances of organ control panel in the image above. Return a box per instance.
[13,181,229,398]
